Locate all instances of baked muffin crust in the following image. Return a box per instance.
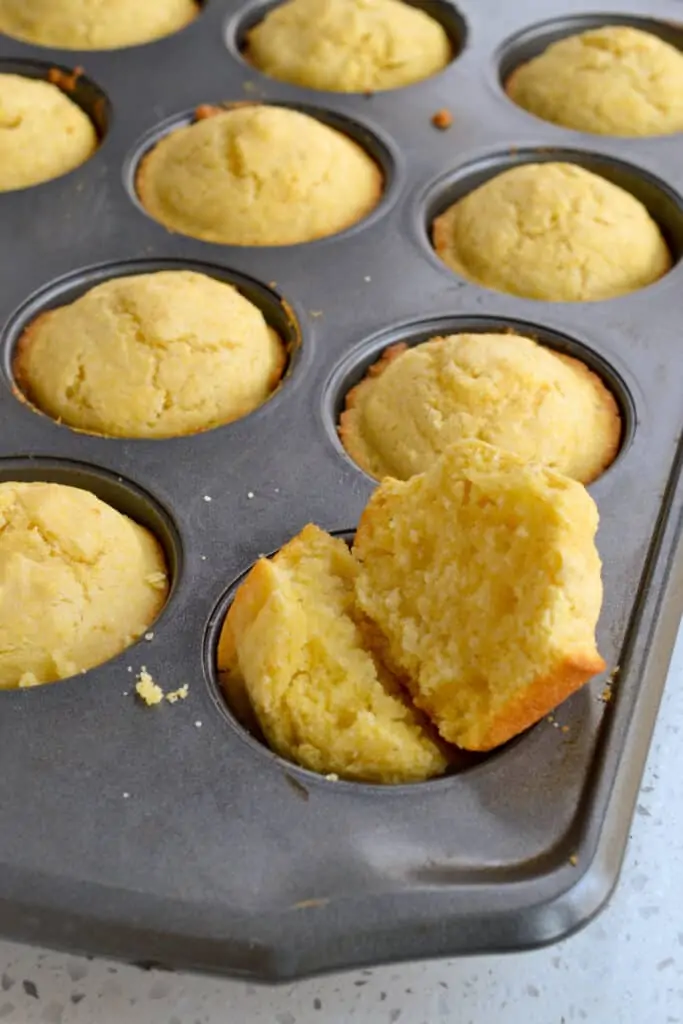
[246,0,451,93]
[137,105,383,246]
[433,162,671,301]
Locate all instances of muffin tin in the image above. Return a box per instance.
[1,0,682,983]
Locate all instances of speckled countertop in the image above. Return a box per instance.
[1,626,682,1024]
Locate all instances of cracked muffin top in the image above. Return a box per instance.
[339,332,621,484]
[245,0,451,93]
[136,104,383,246]
[0,482,168,690]
[14,271,286,439]
[506,25,683,137]
[0,0,198,49]
[0,73,97,191]
[432,162,671,302]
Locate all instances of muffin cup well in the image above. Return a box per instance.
[323,314,634,485]
[204,528,496,790]
[228,0,468,92]
[4,258,302,439]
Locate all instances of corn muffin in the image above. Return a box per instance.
[507,26,683,137]
[218,524,449,784]
[14,270,286,439]
[353,439,605,751]
[245,0,451,93]
[340,333,621,484]
[0,0,198,49]
[137,104,383,246]
[0,482,168,690]
[0,73,97,192]
[433,162,671,301]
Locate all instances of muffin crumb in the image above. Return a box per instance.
[135,668,164,706]
[166,685,189,704]
[431,108,453,130]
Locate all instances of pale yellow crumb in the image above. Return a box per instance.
[569,854,578,867]
[166,685,189,704]
[352,439,605,752]
[135,668,164,706]
[561,725,570,734]
[219,524,449,783]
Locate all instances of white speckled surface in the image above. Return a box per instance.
[1,628,682,1024]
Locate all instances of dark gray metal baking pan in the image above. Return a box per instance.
[1,0,683,983]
